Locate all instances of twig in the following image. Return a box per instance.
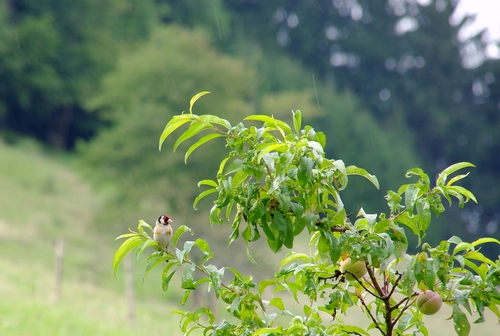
[357,293,386,336]
[387,272,403,299]
[366,263,386,297]
[392,297,418,326]
[344,271,383,300]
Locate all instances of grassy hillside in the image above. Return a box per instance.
[0,139,180,335]
[0,138,498,335]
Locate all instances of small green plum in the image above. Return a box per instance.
[340,258,367,281]
[416,290,443,315]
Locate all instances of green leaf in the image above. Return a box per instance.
[395,213,421,241]
[177,241,195,263]
[453,242,472,255]
[194,238,211,255]
[321,232,340,264]
[115,233,137,240]
[171,225,194,249]
[113,235,144,278]
[487,304,500,321]
[471,237,500,247]
[252,327,284,335]
[404,184,419,214]
[159,115,195,151]
[135,239,158,260]
[257,143,287,163]
[193,188,218,210]
[437,162,475,186]
[228,220,240,246]
[298,157,314,187]
[173,121,214,152]
[181,263,196,290]
[452,303,471,336]
[185,133,223,163]
[447,186,478,204]
[143,257,166,280]
[242,224,258,265]
[284,218,294,249]
[218,156,231,175]
[448,236,463,244]
[231,169,249,188]
[189,91,211,114]
[261,216,276,243]
[292,110,302,133]
[258,279,277,295]
[162,262,180,291]
[204,265,223,298]
[340,326,370,336]
[464,251,496,266]
[138,219,153,232]
[280,252,312,268]
[424,259,436,290]
[198,179,218,188]
[226,267,244,281]
[446,172,470,186]
[416,199,431,232]
[374,219,392,233]
[270,297,285,310]
[180,290,192,306]
[346,165,380,189]
[243,115,293,134]
[198,114,232,130]
[314,132,326,148]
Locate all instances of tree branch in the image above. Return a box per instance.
[357,293,386,336]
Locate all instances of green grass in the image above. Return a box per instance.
[0,139,182,335]
[0,138,498,335]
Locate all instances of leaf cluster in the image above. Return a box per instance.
[114,94,500,335]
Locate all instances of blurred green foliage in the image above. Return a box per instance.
[1,0,498,254]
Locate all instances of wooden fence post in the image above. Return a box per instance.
[52,237,64,302]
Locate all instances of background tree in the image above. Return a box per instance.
[221,0,500,249]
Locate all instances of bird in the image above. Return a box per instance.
[154,215,173,252]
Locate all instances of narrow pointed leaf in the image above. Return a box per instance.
[173,122,214,152]
[193,188,218,210]
[471,237,500,247]
[346,165,379,189]
[198,179,218,188]
[452,303,471,336]
[204,265,223,298]
[257,143,287,162]
[446,172,470,186]
[189,91,211,114]
[181,263,196,290]
[171,225,194,249]
[159,117,195,150]
[185,133,223,163]
[162,263,180,291]
[244,115,293,134]
[447,185,478,203]
[113,236,144,277]
[292,110,302,133]
[143,257,167,280]
[437,162,475,186]
[135,239,159,260]
[198,114,231,130]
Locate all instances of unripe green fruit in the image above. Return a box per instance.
[340,258,367,281]
[416,291,443,315]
